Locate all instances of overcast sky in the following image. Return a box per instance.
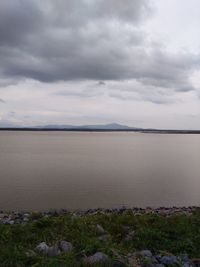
[0,0,200,129]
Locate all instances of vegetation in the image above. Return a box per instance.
[1,210,200,267]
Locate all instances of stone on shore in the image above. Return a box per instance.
[25,249,37,258]
[139,250,153,258]
[84,252,109,265]
[96,224,106,235]
[98,234,109,242]
[35,242,49,255]
[160,255,177,265]
[59,240,73,253]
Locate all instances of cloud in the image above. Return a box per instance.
[0,98,5,103]
[0,0,199,95]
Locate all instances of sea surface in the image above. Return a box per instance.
[0,131,200,211]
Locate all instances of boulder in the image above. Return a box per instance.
[96,224,106,235]
[98,234,109,242]
[59,240,73,253]
[35,242,49,255]
[139,250,152,258]
[25,249,37,258]
[160,256,177,265]
[84,252,109,265]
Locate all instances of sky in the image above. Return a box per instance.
[0,0,200,129]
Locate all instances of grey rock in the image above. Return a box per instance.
[98,234,109,242]
[85,252,109,265]
[160,256,177,265]
[0,213,7,219]
[96,224,106,235]
[35,242,49,255]
[47,245,61,257]
[179,254,189,263]
[59,241,73,253]
[140,250,153,258]
[25,249,37,257]
[3,219,15,225]
[14,219,22,224]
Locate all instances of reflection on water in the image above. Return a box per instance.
[0,131,200,211]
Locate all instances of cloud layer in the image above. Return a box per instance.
[0,0,199,90]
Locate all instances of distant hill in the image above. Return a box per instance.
[35,123,136,130]
[1,123,200,133]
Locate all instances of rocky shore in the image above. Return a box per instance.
[0,206,197,225]
[1,206,200,267]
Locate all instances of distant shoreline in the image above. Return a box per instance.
[0,128,200,134]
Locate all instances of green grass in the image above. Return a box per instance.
[1,210,200,266]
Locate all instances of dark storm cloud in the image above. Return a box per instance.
[0,0,199,93]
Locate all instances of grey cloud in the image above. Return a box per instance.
[109,89,175,104]
[0,0,43,46]
[0,98,5,103]
[56,87,104,98]
[0,0,199,95]
[98,81,106,86]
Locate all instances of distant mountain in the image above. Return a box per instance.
[35,123,135,130]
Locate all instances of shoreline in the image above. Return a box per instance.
[1,128,200,134]
[0,206,199,225]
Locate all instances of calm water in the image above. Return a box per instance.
[0,131,200,211]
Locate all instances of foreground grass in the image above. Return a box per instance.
[1,210,200,267]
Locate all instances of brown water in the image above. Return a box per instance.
[0,131,200,211]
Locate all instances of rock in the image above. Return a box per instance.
[47,245,61,257]
[128,257,141,267]
[96,224,106,235]
[160,256,177,265]
[84,252,109,265]
[35,242,49,255]
[180,254,189,263]
[59,241,73,253]
[0,213,8,220]
[25,249,37,258]
[3,219,15,225]
[139,250,153,258]
[23,217,29,222]
[98,234,109,242]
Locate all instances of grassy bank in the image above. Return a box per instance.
[1,209,200,267]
